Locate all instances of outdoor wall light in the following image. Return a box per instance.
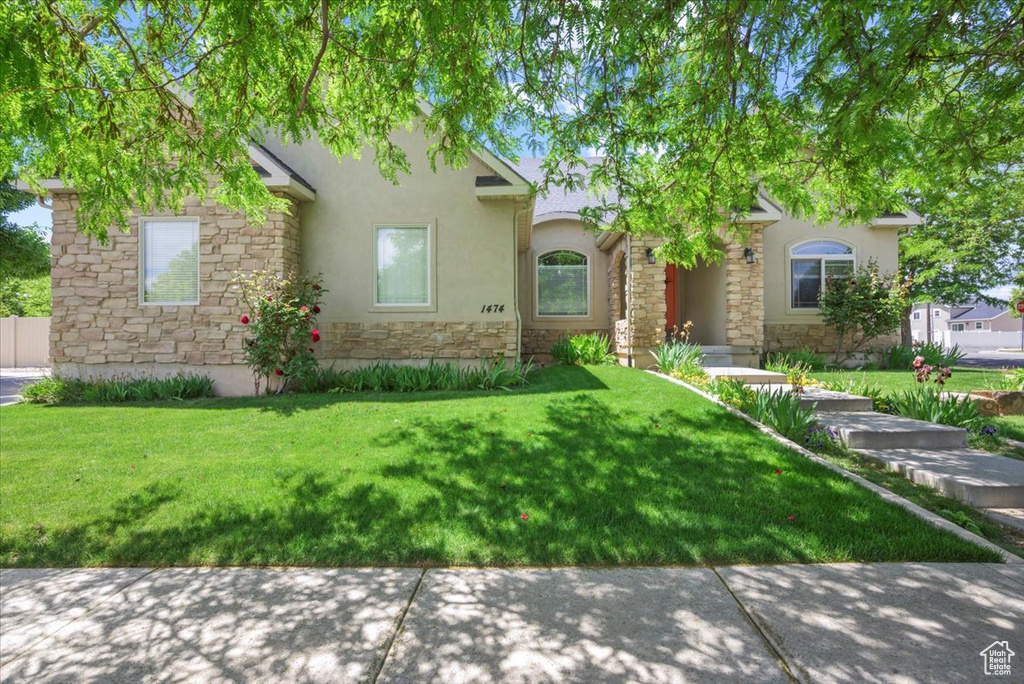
[645,247,657,264]
[744,247,756,264]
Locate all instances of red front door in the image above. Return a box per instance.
[665,264,677,330]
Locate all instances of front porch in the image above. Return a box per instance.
[606,231,767,368]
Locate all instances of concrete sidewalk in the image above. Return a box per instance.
[1,564,1021,683]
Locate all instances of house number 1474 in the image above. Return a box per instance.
[481,304,506,313]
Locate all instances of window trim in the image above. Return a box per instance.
[786,239,856,314]
[952,323,965,332]
[370,223,436,313]
[913,311,921,321]
[975,321,984,330]
[535,248,592,319]
[138,216,201,306]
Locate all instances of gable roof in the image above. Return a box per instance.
[950,303,1010,321]
[514,157,617,224]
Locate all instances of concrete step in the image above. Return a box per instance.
[702,354,736,366]
[752,386,873,412]
[815,411,967,450]
[855,448,1024,508]
[705,367,787,385]
[801,389,874,412]
[981,508,1024,532]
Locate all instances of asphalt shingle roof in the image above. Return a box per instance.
[950,303,1009,321]
[514,157,618,219]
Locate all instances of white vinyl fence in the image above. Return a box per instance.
[0,317,51,368]
[939,329,1024,351]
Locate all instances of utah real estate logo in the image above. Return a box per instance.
[980,641,1014,676]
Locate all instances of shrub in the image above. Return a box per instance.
[804,425,845,456]
[763,352,817,392]
[234,270,326,395]
[990,368,1024,391]
[880,342,965,369]
[550,333,615,366]
[707,377,756,409]
[818,260,909,363]
[743,389,816,442]
[302,359,534,394]
[21,373,214,405]
[764,349,826,372]
[890,388,981,430]
[652,341,705,376]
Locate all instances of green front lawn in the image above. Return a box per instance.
[992,415,1024,443]
[0,366,1000,566]
[810,367,1006,394]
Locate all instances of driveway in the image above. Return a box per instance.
[0,368,48,406]
[958,350,1024,369]
[1,564,1022,683]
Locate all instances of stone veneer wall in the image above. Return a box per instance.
[764,323,899,355]
[49,192,300,368]
[322,321,518,361]
[521,327,608,356]
[723,228,765,350]
[627,236,667,352]
[606,238,630,355]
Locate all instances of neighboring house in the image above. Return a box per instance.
[948,303,1019,332]
[27,122,918,395]
[909,303,971,343]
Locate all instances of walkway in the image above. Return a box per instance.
[1,564,1021,683]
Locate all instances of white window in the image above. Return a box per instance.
[537,250,589,316]
[789,240,854,310]
[952,323,965,332]
[934,309,942,317]
[140,218,199,305]
[913,311,921,321]
[374,225,431,306]
[975,321,984,330]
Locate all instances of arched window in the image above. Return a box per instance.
[789,240,854,309]
[537,250,589,316]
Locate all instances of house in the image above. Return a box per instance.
[514,159,917,366]
[33,123,918,395]
[947,303,1019,332]
[911,302,1020,349]
[909,303,970,344]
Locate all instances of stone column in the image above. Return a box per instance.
[628,236,667,353]
[723,226,765,351]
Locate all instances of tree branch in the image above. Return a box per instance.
[298,0,330,118]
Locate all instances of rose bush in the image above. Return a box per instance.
[818,259,910,363]
[233,270,327,395]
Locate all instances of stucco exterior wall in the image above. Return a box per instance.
[517,218,610,355]
[48,191,301,395]
[261,128,524,361]
[678,259,727,346]
[762,217,899,352]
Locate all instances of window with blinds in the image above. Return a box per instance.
[374,225,430,306]
[788,240,854,310]
[537,250,589,316]
[140,218,200,305]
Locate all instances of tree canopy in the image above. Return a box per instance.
[0,181,49,280]
[3,1,1023,263]
[900,167,1024,307]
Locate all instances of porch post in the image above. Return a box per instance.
[723,227,765,361]
[627,236,667,359]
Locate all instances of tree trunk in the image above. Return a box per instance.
[900,305,912,346]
